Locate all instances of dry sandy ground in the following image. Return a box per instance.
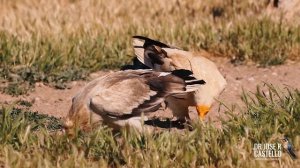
[0,58,300,124]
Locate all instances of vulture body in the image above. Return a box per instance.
[64,69,205,134]
[132,36,227,120]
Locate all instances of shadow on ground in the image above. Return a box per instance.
[144,118,193,130]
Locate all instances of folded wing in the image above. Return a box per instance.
[89,70,205,119]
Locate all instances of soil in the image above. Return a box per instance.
[1,58,300,124]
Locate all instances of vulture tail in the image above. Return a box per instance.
[170,69,206,93]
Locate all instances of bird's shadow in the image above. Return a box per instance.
[144,118,192,130]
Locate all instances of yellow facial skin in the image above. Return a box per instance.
[196,105,210,120]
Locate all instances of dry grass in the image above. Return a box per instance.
[0,0,266,38]
[0,0,299,58]
[0,0,297,95]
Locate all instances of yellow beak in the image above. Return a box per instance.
[196,105,210,120]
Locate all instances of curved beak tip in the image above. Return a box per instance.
[196,105,210,120]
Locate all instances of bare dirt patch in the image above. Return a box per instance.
[1,58,299,122]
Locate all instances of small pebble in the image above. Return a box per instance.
[66,81,77,89]
[35,82,45,87]
[32,97,40,104]
[248,77,255,81]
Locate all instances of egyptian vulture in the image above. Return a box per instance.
[64,69,205,134]
[132,36,227,121]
